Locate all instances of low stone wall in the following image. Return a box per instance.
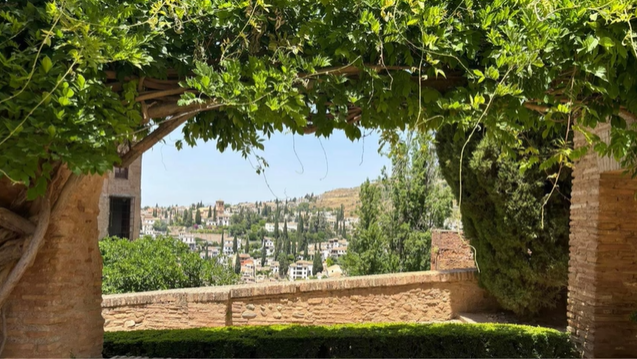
[102,269,496,331]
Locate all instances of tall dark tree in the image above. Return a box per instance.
[213,207,217,221]
[232,234,238,254]
[298,212,304,234]
[234,254,241,275]
[195,209,202,225]
[313,242,322,275]
[207,206,212,218]
[291,237,297,258]
[244,237,250,254]
[274,215,280,239]
[260,239,267,267]
[435,125,571,316]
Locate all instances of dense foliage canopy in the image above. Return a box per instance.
[1,0,637,198]
[343,134,453,275]
[436,125,571,316]
[100,235,238,294]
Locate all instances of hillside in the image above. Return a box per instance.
[313,187,360,217]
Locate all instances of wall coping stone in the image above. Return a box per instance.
[102,269,477,308]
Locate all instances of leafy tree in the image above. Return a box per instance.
[100,236,237,294]
[435,125,571,316]
[343,134,453,275]
[153,220,168,232]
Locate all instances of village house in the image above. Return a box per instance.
[288,260,314,280]
[223,243,234,256]
[325,264,343,278]
[270,261,279,276]
[178,233,196,251]
[241,258,256,283]
[330,246,348,259]
[262,237,275,256]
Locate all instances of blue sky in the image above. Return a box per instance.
[141,128,391,206]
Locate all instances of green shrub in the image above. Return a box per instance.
[103,322,577,358]
[435,125,571,316]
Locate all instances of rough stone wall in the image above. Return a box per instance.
[431,230,475,270]
[97,156,142,240]
[103,269,497,331]
[568,124,637,357]
[4,175,105,357]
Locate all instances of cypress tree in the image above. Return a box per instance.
[234,254,241,274]
[195,209,202,225]
[261,239,266,267]
[244,238,250,254]
[313,242,322,275]
[213,207,217,221]
[298,212,304,233]
[232,235,238,254]
[207,206,212,218]
[435,125,571,316]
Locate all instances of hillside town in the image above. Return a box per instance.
[139,197,354,283]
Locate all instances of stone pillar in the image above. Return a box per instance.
[569,124,637,357]
[3,175,105,357]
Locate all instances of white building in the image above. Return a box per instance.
[288,260,313,281]
[271,261,279,275]
[262,238,275,256]
[223,244,234,256]
[330,246,347,258]
[286,222,298,231]
[179,233,196,251]
[265,223,275,233]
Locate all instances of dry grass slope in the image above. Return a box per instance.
[313,187,360,217]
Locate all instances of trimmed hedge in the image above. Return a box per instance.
[103,322,577,358]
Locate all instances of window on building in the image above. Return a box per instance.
[114,167,129,179]
[108,196,133,239]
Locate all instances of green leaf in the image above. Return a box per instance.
[58,96,71,106]
[599,37,614,48]
[41,56,53,73]
[77,74,86,89]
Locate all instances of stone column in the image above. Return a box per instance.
[569,124,637,357]
[3,175,105,357]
